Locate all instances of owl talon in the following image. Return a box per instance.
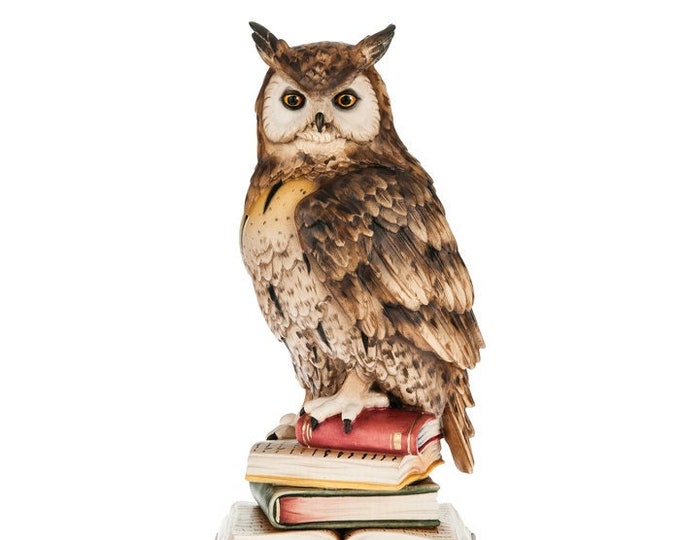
[310,417,319,430]
[343,418,352,433]
[303,372,390,428]
[266,432,278,441]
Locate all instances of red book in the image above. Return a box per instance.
[296,407,441,456]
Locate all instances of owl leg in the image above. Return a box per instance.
[302,372,389,433]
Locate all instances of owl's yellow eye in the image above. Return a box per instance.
[281,92,306,110]
[334,91,358,109]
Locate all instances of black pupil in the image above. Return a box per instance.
[286,94,300,107]
[340,95,353,106]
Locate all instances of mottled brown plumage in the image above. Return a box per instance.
[241,23,484,473]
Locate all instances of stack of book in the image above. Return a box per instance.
[223,407,474,539]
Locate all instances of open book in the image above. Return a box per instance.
[216,502,474,540]
[245,439,442,491]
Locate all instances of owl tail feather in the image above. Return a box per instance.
[441,393,475,474]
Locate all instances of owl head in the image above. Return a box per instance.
[250,22,404,162]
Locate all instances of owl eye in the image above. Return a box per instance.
[334,91,359,109]
[281,91,306,110]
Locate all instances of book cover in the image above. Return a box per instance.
[245,439,443,491]
[296,408,441,456]
[250,478,440,530]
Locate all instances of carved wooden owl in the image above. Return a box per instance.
[241,23,484,473]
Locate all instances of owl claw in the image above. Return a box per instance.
[302,373,390,428]
[343,418,352,433]
[310,417,319,430]
[266,432,278,441]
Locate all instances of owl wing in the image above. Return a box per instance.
[295,165,484,371]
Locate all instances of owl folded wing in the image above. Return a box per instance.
[295,166,484,370]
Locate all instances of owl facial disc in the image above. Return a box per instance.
[261,73,380,149]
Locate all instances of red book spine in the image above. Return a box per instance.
[295,407,437,456]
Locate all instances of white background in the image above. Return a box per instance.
[1,1,679,539]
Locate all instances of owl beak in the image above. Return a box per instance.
[314,112,325,133]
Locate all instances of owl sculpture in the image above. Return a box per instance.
[241,23,484,473]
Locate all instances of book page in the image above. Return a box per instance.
[249,440,404,464]
[247,439,442,490]
[217,502,339,540]
[344,504,473,540]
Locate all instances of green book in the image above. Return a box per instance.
[249,478,440,530]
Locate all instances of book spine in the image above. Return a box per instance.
[249,482,283,528]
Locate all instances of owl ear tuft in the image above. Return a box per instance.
[249,22,290,69]
[354,24,396,70]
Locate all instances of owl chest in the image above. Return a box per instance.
[241,178,328,332]
[241,177,316,278]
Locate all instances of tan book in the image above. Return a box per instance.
[245,439,443,491]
